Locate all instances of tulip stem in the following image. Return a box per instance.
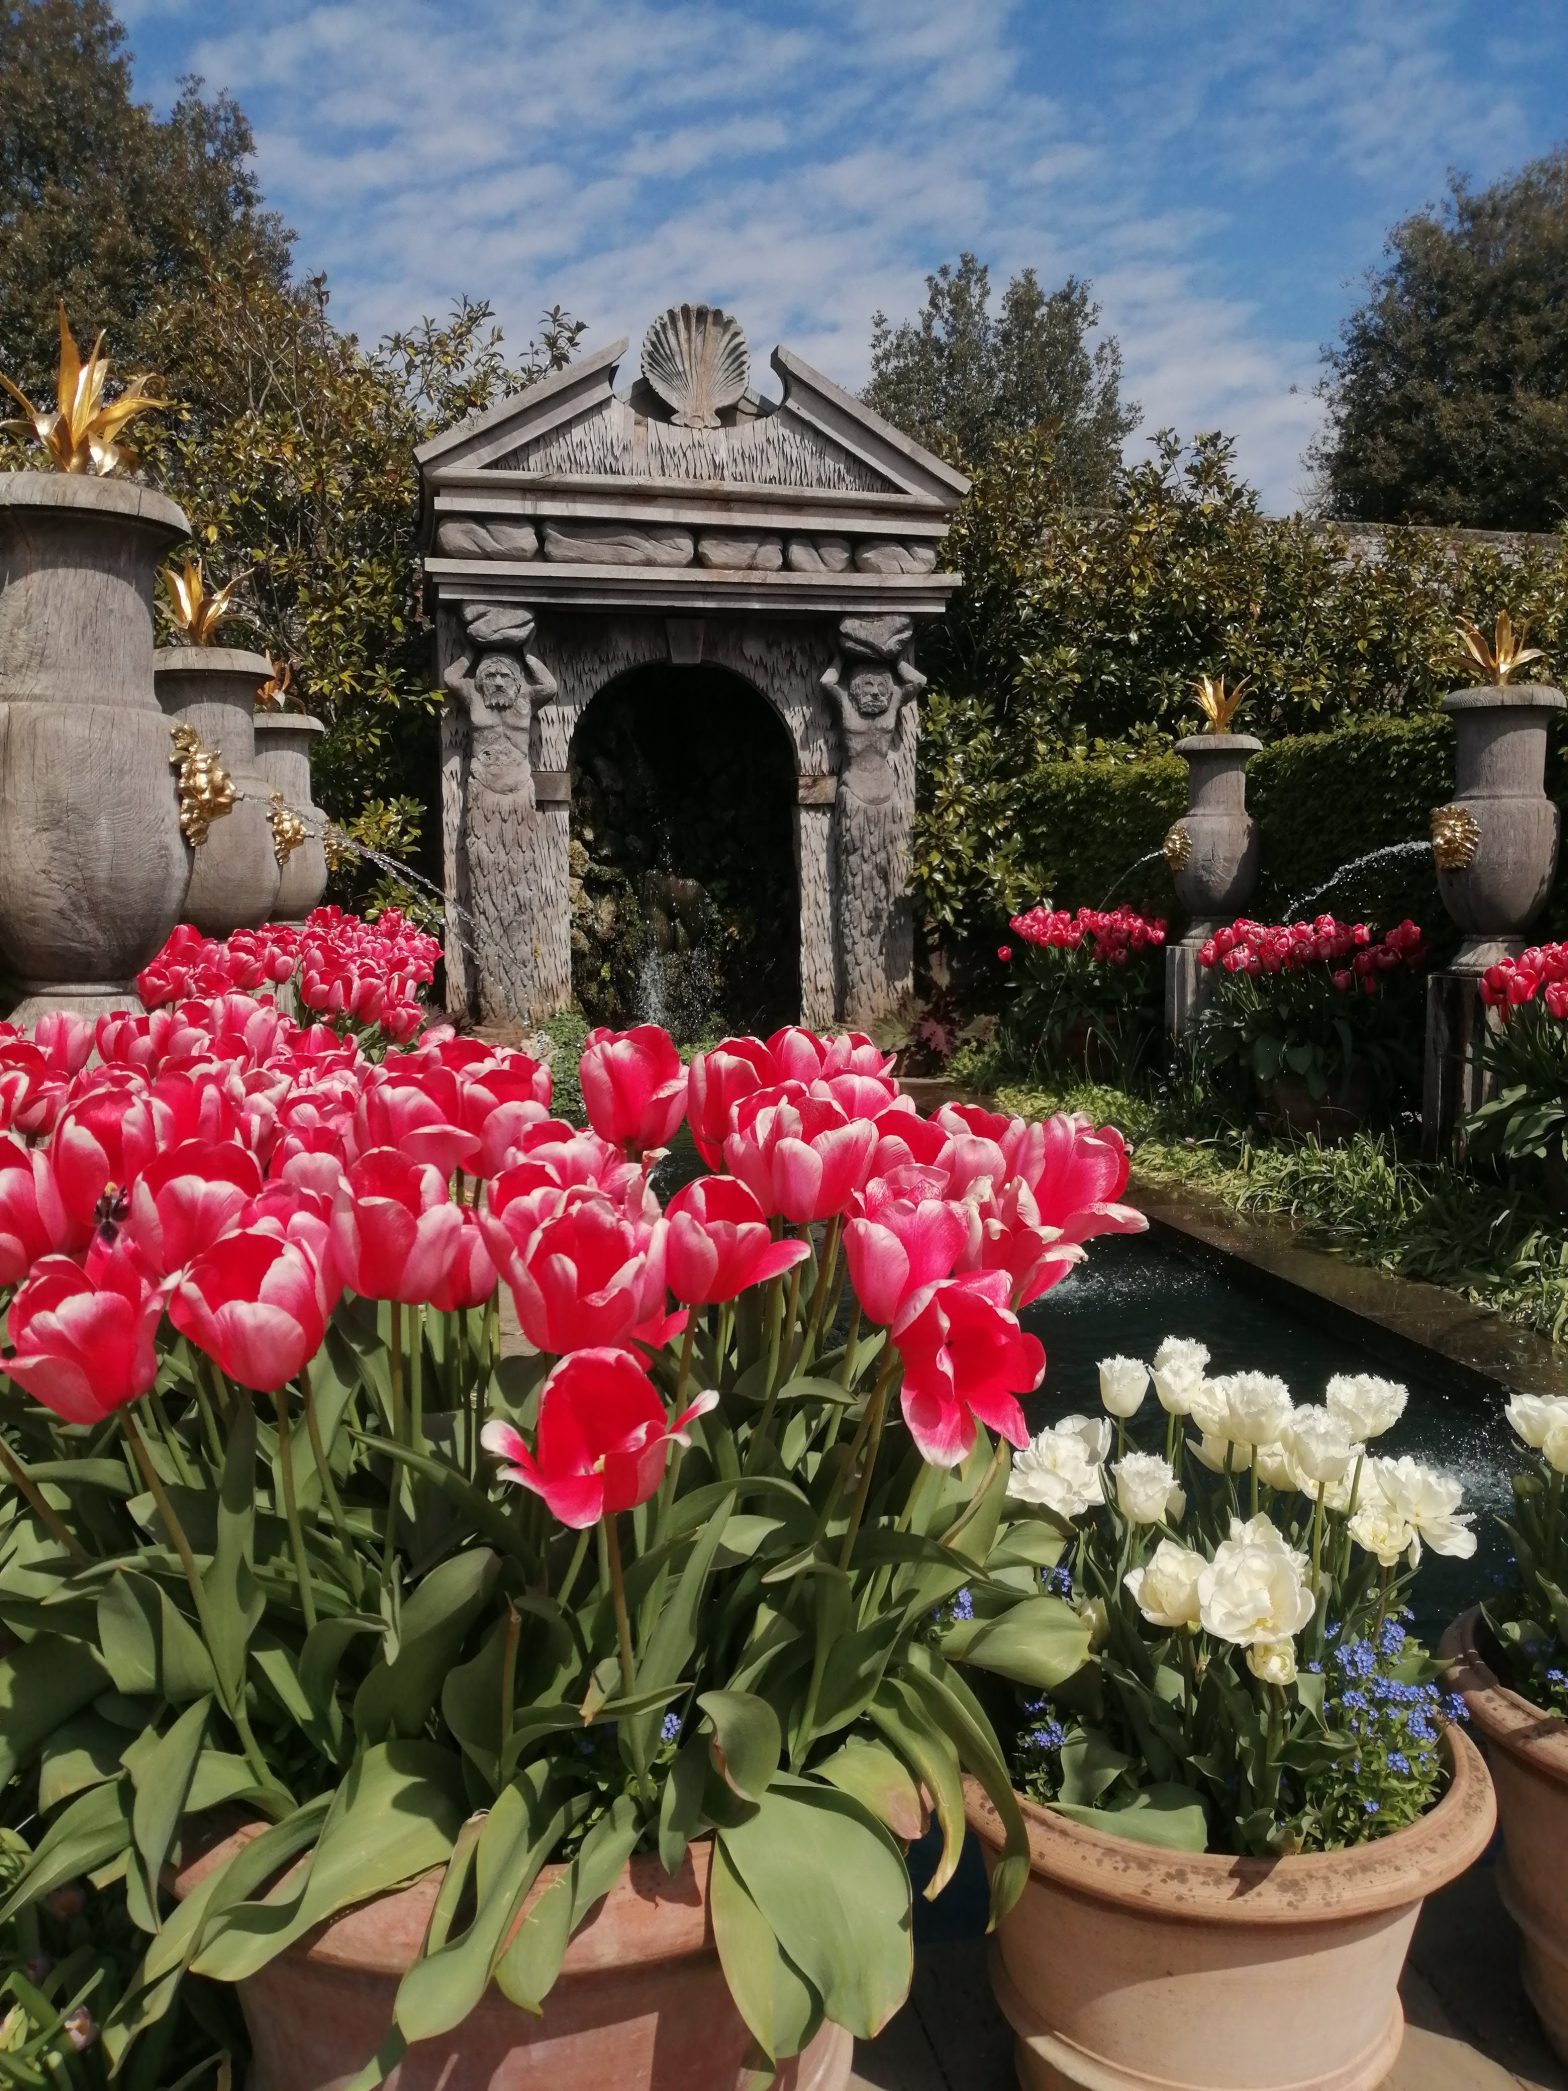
[603,1512,636,1698]
[941,1434,1008,1559]
[271,1387,318,1633]
[409,1305,424,1454]
[389,1302,406,1443]
[0,1434,88,1565]
[299,1362,355,1567]
[120,1404,278,1793]
[802,1215,842,1362]
[836,1349,898,1570]
[499,1601,521,1762]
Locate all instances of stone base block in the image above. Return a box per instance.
[1165,940,1216,1040]
[10,982,142,1026]
[1423,970,1499,1161]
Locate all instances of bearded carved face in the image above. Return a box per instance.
[475,653,526,709]
[847,666,897,719]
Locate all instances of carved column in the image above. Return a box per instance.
[442,602,564,1029]
[796,773,838,1030]
[821,615,923,1028]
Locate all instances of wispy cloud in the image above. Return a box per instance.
[121,0,1567,510]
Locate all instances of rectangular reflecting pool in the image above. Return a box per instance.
[1020,1225,1520,1636]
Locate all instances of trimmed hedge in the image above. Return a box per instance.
[949,710,1568,992]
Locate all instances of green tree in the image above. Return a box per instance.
[865,253,1138,492]
[0,0,292,392]
[1314,147,1568,528]
[134,264,583,896]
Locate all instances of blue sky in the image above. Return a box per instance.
[120,0,1568,511]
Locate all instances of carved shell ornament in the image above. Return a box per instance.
[641,304,750,428]
[1430,803,1482,871]
[1163,822,1193,872]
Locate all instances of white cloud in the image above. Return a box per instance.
[125,0,1560,511]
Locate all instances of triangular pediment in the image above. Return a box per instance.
[416,323,968,505]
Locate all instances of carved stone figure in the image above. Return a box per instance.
[821,619,925,1026]
[445,627,558,1021]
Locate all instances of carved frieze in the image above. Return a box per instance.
[542,522,696,566]
[436,518,540,560]
[785,537,852,573]
[853,540,938,575]
[696,534,784,571]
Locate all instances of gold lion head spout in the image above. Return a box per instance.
[1430,803,1481,871]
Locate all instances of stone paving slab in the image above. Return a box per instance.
[850,1853,1564,2091]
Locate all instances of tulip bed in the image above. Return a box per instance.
[998,905,1167,1080]
[0,955,1152,2077]
[1470,940,1568,1184]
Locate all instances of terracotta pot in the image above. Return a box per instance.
[965,1733,1494,2091]
[1256,1064,1375,1143]
[1442,1605,1568,2062]
[155,647,282,933]
[1435,684,1566,974]
[252,712,329,924]
[0,473,191,1021]
[171,1823,852,2091]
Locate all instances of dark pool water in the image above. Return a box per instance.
[1019,1227,1519,1637]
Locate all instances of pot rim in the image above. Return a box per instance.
[0,469,189,539]
[1440,1603,1568,1776]
[170,1817,720,1979]
[964,1724,1493,1927]
[1442,684,1566,714]
[253,711,326,739]
[154,647,276,681]
[1175,734,1262,756]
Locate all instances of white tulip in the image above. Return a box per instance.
[1113,1451,1185,1526]
[1197,1515,1314,1649]
[1247,1640,1299,1686]
[1285,1407,1360,1488]
[1325,1373,1408,1439]
[1154,1336,1210,1377]
[1057,1413,1113,1465]
[1348,1498,1419,1568]
[1008,1419,1107,1520]
[1368,1456,1476,1560]
[1213,1371,1294,1449]
[1152,1338,1209,1418]
[1543,1416,1568,1478]
[1099,1355,1150,1420]
[1508,1392,1568,1452]
[1252,1438,1298,1491]
[1124,1538,1206,1629]
[1187,1431,1253,1474]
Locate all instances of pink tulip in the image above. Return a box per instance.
[0,1136,69,1287]
[868,1102,949,1180]
[844,1188,968,1325]
[31,1011,96,1079]
[482,1347,717,1527]
[686,1037,780,1168]
[5,1249,163,1424]
[355,1066,480,1178]
[664,1176,811,1305]
[723,1087,877,1224]
[891,1270,1044,1467]
[48,1073,161,1247]
[962,1178,1085,1308]
[428,1209,497,1312]
[169,1228,334,1391]
[579,1025,686,1153]
[331,1147,467,1304]
[1003,1113,1145,1243]
[106,1138,263,1282]
[497,1189,663,1354]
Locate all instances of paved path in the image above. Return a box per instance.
[851,1848,1561,2090]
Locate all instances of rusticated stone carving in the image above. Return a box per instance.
[463,601,544,646]
[542,522,695,566]
[821,615,925,1026]
[696,534,783,570]
[786,537,852,572]
[641,304,750,428]
[436,518,540,560]
[445,624,559,1023]
[853,540,938,575]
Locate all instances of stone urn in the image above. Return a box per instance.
[1433,683,1565,972]
[967,1738,1495,2091]
[253,712,329,925]
[172,1822,852,2091]
[155,647,281,933]
[1163,733,1261,1036]
[0,473,192,1022]
[1443,1606,1568,2062]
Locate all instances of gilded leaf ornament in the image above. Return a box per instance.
[0,303,163,475]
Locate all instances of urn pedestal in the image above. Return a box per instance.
[253,713,329,925]
[155,647,281,934]
[0,473,192,1022]
[1434,684,1565,973]
[1163,733,1261,1039]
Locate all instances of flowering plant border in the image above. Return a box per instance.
[1000,906,1167,1081]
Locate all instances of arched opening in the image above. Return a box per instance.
[569,662,799,1036]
